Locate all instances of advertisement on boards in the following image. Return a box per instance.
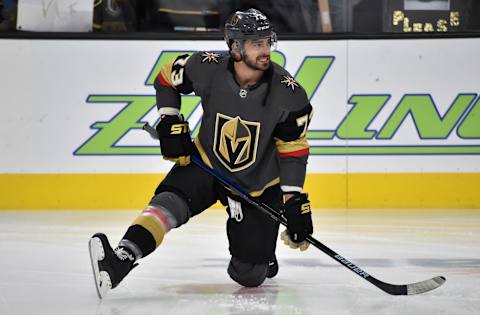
[0,38,479,208]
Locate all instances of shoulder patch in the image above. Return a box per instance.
[280,75,299,92]
[201,51,222,64]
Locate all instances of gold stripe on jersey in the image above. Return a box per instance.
[222,176,280,197]
[159,59,175,87]
[249,177,280,197]
[194,137,213,168]
[274,136,309,154]
[131,214,166,248]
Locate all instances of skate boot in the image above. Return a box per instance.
[266,255,278,278]
[89,233,137,299]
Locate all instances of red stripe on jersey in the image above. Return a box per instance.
[156,73,171,87]
[279,148,309,158]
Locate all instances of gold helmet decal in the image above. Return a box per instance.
[213,113,260,172]
[230,14,239,26]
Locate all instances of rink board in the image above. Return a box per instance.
[0,38,479,209]
[0,173,479,209]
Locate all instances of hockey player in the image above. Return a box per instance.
[89,8,314,299]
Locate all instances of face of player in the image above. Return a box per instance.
[242,37,272,71]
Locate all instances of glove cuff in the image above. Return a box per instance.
[280,185,302,193]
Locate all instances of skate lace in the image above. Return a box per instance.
[114,247,135,262]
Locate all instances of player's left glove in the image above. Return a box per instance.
[156,115,195,166]
[280,192,313,251]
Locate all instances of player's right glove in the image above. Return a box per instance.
[155,115,195,166]
[280,192,313,251]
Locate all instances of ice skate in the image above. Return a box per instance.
[88,233,136,299]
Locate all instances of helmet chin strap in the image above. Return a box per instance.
[231,51,243,62]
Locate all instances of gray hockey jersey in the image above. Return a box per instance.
[155,51,312,196]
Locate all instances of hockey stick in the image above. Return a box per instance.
[143,123,446,295]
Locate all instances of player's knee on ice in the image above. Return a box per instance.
[228,256,268,287]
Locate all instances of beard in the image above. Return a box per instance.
[243,52,270,71]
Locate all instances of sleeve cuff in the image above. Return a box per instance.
[158,107,180,117]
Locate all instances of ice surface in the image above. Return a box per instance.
[0,210,479,315]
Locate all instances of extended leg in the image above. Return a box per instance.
[120,191,191,259]
[89,163,218,298]
[89,191,191,298]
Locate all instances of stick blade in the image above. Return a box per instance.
[406,276,446,295]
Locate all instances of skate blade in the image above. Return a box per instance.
[89,237,112,299]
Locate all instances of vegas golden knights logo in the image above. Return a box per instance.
[213,113,260,172]
[230,14,238,26]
